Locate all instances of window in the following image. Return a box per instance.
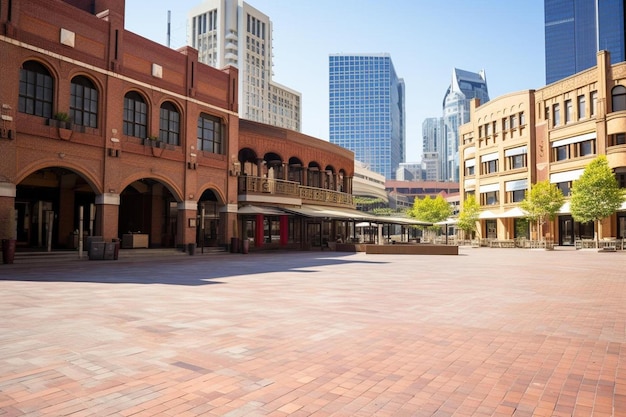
[19,61,53,118]
[123,91,147,138]
[197,113,224,154]
[553,103,560,127]
[481,160,498,175]
[159,101,180,145]
[70,76,98,128]
[465,165,475,176]
[591,91,597,117]
[609,133,626,146]
[510,114,517,129]
[508,154,526,169]
[482,191,498,206]
[519,112,525,126]
[503,117,509,131]
[578,140,594,156]
[556,181,571,196]
[565,99,573,123]
[612,85,626,112]
[577,95,586,119]
[511,189,525,203]
[616,172,626,188]
[555,145,568,161]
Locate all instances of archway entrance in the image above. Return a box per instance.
[119,179,178,248]
[197,189,221,248]
[16,167,97,250]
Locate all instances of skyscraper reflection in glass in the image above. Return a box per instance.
[329,54,405,179]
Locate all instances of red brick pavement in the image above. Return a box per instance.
[0,247,625,416]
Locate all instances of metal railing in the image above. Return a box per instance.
[237,176,354,207]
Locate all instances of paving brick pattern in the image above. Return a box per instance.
[0,248,625,416]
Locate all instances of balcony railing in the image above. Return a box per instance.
[238,176,354,207]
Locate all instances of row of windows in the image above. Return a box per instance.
[477,112,525,138]
[480,190,526,206]
[464,154,527,177]
[18,60,225,154]
[547,91,597,127]
[553,140,595,162]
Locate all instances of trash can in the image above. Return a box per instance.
[112,238,120,260]
[103,242,117,260]
[89,241,106,260]
[187,243,196,256]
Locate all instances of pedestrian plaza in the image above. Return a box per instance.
[0,247,625,416]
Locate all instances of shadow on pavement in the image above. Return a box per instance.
[0,251,390,286]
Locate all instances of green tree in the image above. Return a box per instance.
[457,194,480,240]
[570,155,625,246]
[520,180,564,242]
[409,195,452,242]
[409,194,452,224]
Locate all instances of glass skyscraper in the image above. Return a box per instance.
[545,0,626,84]
[329,54,405,179]
[442,69,489,182]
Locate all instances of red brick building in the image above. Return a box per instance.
[0,0,356,254]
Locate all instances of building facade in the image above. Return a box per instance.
[442,68,489,183]
[545,0,626,85]
[459,51,626,245]
[188,0,301,131]
[329,53,406,180]
[0,0,358,256]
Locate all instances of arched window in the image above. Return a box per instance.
[159,101,180,145]
[70,76,98,128]
[612,85,626,112]
[19,61,53,118]
[197,113,223,154]
[123,91,147,138]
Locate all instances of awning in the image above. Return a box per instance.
[435,218,458,225]
[238,205,287,216]
[479,210,498,219]
[305,205,378,221]
[374,216,432,226]
[500,207,527,218]
[559,201,570,214]
[356,222,378,228]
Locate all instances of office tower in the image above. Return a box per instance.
[188,0,301,131]
[329,53,405,179]
[545,0,626,84]
[442,68,489,182]
[422,117,442,154]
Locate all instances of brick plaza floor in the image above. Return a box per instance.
[0,247,625,416]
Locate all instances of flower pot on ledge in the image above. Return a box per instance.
[58,127,72,140]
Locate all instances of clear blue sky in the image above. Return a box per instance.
[125,0,546,162]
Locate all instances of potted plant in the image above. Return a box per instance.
[53,112,72,139]
[2,208,17,264]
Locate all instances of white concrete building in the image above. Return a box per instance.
[189,0,301,131]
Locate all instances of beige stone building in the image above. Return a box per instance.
[459,51,626,247]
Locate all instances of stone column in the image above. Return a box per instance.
[95,193,120,241]
[0,183,16,241]
[177,200,197,249]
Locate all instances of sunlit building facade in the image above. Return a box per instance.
[189,0,301,131]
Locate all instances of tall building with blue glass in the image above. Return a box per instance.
[329,54,405,179]
[545,0,626,84]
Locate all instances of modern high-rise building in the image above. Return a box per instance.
[545,0,626,85]
[442,68,489,183]
[329,53,406,179]
[422,117,442,154]
[188,0,302,131]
